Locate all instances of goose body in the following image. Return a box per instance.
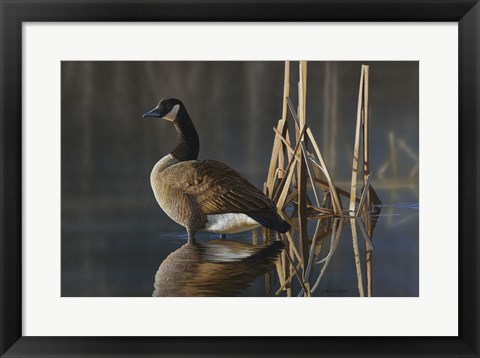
[144,98,290,241]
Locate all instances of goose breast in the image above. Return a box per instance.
[152,160,277,232]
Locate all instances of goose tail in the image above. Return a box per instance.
[247,212,291,233]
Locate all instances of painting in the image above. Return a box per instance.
[61,61,419,297]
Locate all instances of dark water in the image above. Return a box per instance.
[61,61,419,297]
[61,187,418,297]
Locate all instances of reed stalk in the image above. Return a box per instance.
[252,228,258,246]
[281,61,291,122]
[266,119,287,195]
[361,65,373,297]
[297,61,309,270]
[349,66,365,215]
[350,218,365,297]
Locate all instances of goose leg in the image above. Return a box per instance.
[187,228,197,244]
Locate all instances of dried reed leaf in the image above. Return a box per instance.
[311,218,344,293]
[300,141,321,207]
[275,256,285,286]
[357,218,374,251]
[283,189,298,208]
[356,172,374,217]
[284,247,309,295]
[306,128,342,215]
[304,219,322,281]
[284,231,302,263]
[286,96,301,131]
[276,161,297,209]
[308,205,335,214]
[273,124,307,204]
[275,261,302,295]
[312,177,361,202]
[273,127,295,156]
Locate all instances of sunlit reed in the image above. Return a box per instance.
[260,61,381,297]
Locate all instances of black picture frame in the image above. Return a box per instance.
[1,1,479,357]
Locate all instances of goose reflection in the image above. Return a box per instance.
[153,239,284,297]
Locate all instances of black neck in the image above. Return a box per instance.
[170,105,199,161]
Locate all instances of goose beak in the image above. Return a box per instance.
[143,107,162,118]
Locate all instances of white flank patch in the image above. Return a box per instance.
[204,213,260,234]
[163,104,180,121]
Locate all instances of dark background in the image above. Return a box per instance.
[61,61,419,297]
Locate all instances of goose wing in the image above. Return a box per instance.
[161,160,275,215]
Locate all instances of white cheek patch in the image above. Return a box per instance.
[163,104,180,121]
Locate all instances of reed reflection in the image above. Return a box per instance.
[153,239,284,297]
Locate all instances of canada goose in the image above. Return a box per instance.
[153,239,284,297]
[143,98,290,242]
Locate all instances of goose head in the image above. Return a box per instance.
[143,98,200,161]
[143,98,183,122]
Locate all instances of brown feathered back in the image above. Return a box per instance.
[159,159,276,215]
